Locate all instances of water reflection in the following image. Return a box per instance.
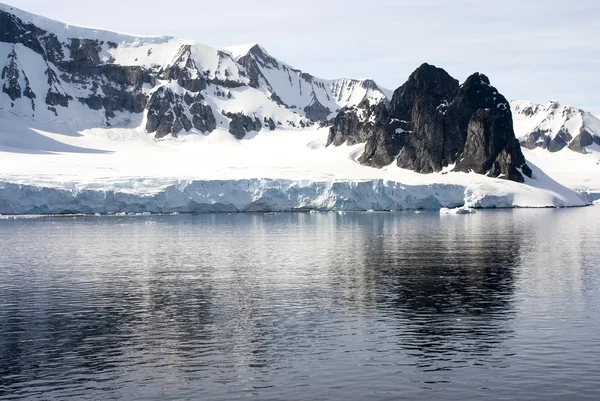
[0,210,599,400]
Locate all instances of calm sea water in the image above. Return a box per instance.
[0,209,599,400]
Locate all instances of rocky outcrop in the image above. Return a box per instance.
[224,112,262,139]
[189,100,216,133]
[304,94,331,121]
[146,86,216,138]
[327,99,390,146]
[1,48,21,101]
[327,63,532,183]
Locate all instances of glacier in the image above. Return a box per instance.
[0,178,583,215]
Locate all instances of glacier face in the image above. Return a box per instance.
[0,178,585,215]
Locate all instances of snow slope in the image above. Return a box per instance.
[511,100,600,193]
[0,116,586,214]
[228,44,391,120]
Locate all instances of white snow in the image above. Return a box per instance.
[0,116,587,214]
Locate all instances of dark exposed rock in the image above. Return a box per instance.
[2,49,21,101]
[208,78,245,88]
[224,112,262,139]
[145,86,179,138]
[359,122,404,168]
[67,39,102,68]
[146,86,216,137]
[327,63,531,182]
[190,101,216,133]
[264,117,276,131]
[303,94,331,121]
[79,94,103,110]
[160,46,207,92]
[327,99,390,147]
[568,129,597,154]
[548,129,571,152]
[521,129,547,150]
[237,44,279,89]
[23,75,35,99]
[0,10,47,57]
[454,108,529,182]
[101,85,147,114]
[389,63,458,121]
[46,89,72,107]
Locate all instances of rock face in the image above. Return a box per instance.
[511,100,600,154]
[327,63,532,183]
[146,88,216,138]
[224,112,262,139]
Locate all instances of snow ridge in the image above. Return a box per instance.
[511,100,600,153]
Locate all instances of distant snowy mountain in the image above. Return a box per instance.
[511,100,600,153]
[0,3,390,139]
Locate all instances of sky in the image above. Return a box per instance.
[10,0,600,114]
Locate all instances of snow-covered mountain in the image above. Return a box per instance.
[0,3,390,140]
[512,100,600,153]
[228,43,391,121]
[0,3,596,213]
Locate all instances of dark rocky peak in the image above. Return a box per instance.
[361,79,379,91]
[390,63,458,121]
[236,44,281,89]
[159,45,206,92]
[327,63,532,183]
[242,44,280,69]
[453,72,508,111]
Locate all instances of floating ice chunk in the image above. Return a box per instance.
[440,206,476,215]
[366,209,375,213]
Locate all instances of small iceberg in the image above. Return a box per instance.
[440,206,476,215]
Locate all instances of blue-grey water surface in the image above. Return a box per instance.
[0,208,599,400]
